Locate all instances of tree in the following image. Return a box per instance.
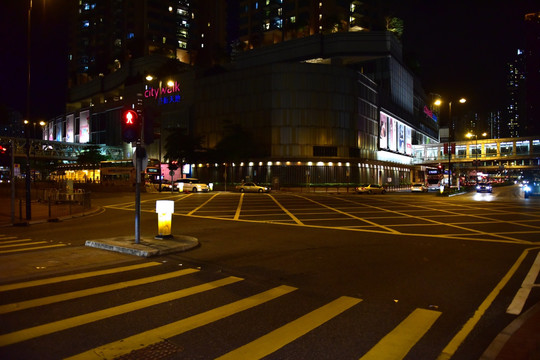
[163,127,204,173]
[212,124,260,163]
[76,145,108,182]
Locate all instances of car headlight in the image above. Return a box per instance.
[476,186,480,190]
[524,186,531,192]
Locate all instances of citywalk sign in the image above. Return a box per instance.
[144,81,181,105]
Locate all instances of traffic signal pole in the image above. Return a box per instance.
[135,143,142,244]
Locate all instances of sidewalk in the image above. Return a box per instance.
[0,198,97,226]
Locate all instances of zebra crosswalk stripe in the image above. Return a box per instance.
[0,262,162,292]
[359,308,441,360]
[0,276,243,347]
[217,296,362,360]
[0,268,199,314]
[65,285,297,360]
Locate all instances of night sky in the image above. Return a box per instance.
[0,1,538,123]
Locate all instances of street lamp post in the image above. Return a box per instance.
[466,132,487,180]
[434,97,466,187]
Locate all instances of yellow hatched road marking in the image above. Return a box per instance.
[65,285,297,360]
[187,192,220,216]
[0,244,66,254]
[234,192,244,220]
[360,308,441,360]
[0,268,199,314]
[268,194,304,225]
[297,195,399,234]
[0,236,19,240]
[0,276,243,347]
[0,262,162,292]
[377,198,530,243]
[217,296,362,360]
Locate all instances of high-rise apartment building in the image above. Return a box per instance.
[68,0,192,87]
[236,0,399,50]
[506,50,525,138]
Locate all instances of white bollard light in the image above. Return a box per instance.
[156,200,174,239]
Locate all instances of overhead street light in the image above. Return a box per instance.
[466,132,488,179]
[434,97,467,187]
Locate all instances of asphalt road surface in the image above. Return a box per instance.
[1,185,539,359]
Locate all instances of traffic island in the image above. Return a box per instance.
[85,235,199,257]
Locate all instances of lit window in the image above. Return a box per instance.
[169,6,173,12]
[82,20,90,27]
[278,8,282,15]
[162,37,167,44]
[255,2,258,9]
[290,16,296,23]
[127,32,134,39]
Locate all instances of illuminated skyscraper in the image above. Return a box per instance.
[523,12,540,135]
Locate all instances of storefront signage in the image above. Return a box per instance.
[145,81,181,105]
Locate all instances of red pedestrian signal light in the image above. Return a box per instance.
[121,109,140,143]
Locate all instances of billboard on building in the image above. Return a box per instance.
[380,113,388,149]
[380,111,412,156]
[406,127,412,155]
[55,119,63,142]
[80,110,90,143]
[66,114,74,143]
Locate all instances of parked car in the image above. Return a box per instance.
[236,182,270,193]
[411,183,428,192]
[476,182,492,193]
[158,180,174,192]
[523,179,540,198]
[174,178,209,192]
[355,184,386,194]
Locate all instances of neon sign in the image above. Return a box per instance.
[423,106,438,122]
[145,81,181,101]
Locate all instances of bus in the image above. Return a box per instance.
[100,159,160,185]
[426,168,442,191]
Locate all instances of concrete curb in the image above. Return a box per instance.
[85,234,199,257]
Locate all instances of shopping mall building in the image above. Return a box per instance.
[44,31,439,188]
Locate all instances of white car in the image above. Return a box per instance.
[411,183,428,192]
[174,178,209,192]
[236,182,270,193]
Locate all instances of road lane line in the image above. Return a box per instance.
[0,241,47,248]
[0,276,243,347]
[0,236,19,240]
[187,192,221,216]
[268,195,304,225]
[507,251,540,315]
[0,238,33,244]
[437,247,537,360]
[217,296,362,360]
[360,308,441,360]
[0,244,67,254]
[0,268,199,314]
[0,262,162,292]
[234,192,244,220]
[65,285,297,360]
